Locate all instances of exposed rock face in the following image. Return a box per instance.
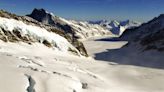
[27,8,56,25]
[0,9,88,57]
[27,9,78,36]
[0,27,34,44]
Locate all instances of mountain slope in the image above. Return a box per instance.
[0,10,89,56]
[120,14,164,50]
[121,14,164,40]
[27,8,111,39]
[0,9,88,56]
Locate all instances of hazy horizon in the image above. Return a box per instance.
[0,0,164,22]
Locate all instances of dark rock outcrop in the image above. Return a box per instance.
[27,8,75,34]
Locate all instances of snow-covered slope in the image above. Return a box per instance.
[0,41,111,92]
[0,17,81,55]
[90,20,141,36]
[1,38,164,92]
[27,9,111,39]
[0,9,88,57]
[60,19,111,39]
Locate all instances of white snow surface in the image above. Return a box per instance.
[0,17,79,54]
[0,36,164,92]
[58,17,111,39]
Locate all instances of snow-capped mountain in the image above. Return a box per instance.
[0,10,88,56]
[27,8,112,39]
[89,20,141,36]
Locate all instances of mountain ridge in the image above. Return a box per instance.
[89,19,141,35]
[0,9,88,56]
[27,8,112,39]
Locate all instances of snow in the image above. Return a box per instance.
[90,20,141,36]
[58,17,111,39]
[0,41,110,92]
[28,9,112,39]
[0,36,164,92]
[0,17,79,54]
[83,36,164,92]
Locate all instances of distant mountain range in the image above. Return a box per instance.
[89,19,141,35]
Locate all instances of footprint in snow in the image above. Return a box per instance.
[34,56,42,60]
[1,52,13,57]
[17,56,44,67]
[18,56,32,64]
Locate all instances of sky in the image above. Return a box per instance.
[0,0,164,22]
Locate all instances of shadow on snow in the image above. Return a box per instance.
[94,38,164,69]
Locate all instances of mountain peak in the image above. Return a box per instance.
[27,8,55,24]
[33,8,46,12]
[29,8,49,16]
